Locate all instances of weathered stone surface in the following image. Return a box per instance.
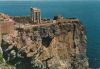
[0,13,89,69]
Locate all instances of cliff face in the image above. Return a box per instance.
[0,14,89,69]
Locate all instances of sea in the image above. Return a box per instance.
[0,1,100,69]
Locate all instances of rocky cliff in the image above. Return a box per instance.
[0,13,89,69]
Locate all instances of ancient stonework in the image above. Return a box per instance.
[0,13,89,69]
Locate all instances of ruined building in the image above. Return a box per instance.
[31,8,41,23]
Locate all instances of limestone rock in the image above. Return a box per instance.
[0,13,89,69]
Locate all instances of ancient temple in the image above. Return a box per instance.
[30,7,41,24]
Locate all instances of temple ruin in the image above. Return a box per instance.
[30,7,41,24]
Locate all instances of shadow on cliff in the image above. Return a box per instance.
[42,36,52,48]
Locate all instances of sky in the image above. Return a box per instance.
[0,0,100,1]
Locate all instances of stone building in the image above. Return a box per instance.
[30,8,41,24]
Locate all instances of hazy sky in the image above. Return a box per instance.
[0,0,100,1]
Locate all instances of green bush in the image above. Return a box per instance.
[0,53,4,64]
[0,63,16,69]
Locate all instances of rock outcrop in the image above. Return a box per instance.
[0,13,89,69]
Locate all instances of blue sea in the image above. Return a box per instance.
[0,1,100,68]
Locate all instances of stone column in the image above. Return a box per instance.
[36,12,40,24]
[33,12,36,23]
[39,12,41,23]
[30,8,33,21]
[38,12,40,24]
